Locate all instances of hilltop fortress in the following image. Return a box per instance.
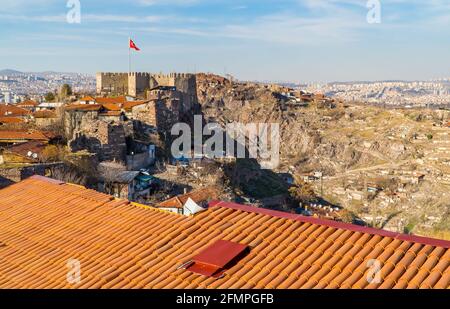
[96,72,197,105]
[61,72,201,166]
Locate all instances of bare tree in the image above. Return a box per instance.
[48,164,89,186]
[98,161,127,181]
[98,161,127,193]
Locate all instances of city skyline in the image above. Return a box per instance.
[0,0,449,82]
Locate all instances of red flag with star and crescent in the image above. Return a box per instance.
[129,39,140,51]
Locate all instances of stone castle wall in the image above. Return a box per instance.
[96,73,129,95]
[96,72,197,102]
[64,110,99,141]
[131,102,157,127]
[174,74,197,112]
[65,110,127,163]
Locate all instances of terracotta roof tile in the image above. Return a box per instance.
[0,177,449,289]
[100,103,122,111]
[0,130,50,141]
[94,96,128,104]
[0,104,31,117]
[156,187,219,209]
[0,117,24,124]
[3,140,48,160]
[69,98,149,114]
[79,96,95,102]
[17,100,39,107]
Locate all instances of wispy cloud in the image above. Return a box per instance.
[0,0,448,80]
[137,0,201,6]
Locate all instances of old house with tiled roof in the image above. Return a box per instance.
[156,187,220,215]
[64,93,187,169]
[32,110,59,128]
[0,130,50,147]
[0,140,48,164]
[0,175,448,289]
[0,117,24,125]
[16,100,39,111]
[0,104,30,117]
[78,96,96,104]
[67,93,189,133]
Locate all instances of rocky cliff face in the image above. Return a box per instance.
[196,73,417,175]
[196,74,450,238]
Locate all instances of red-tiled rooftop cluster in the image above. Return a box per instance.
[0,176,448,289]
[67,96,150,113]
[0,130,51,141]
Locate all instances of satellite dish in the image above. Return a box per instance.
[27,151,32,157]
[32,153,38,159]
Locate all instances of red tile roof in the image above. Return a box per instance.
[99,101,148,112]
[0,105,30,117]
[0,117,24,124]
[94,96,129,104]
[0,130,50,141]
[3,140,47,159]
[122,100,149,110]
[156,187,219,209]
[101,103,122,111]
[16,100,39,108]
[67,98,148,114]
[79,96,95,102]
[0,176,448,289]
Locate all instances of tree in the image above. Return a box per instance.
[60,84,73,98]
[44,92,55,102]
[339,209,356,224]
[98,161,127,194]
[47,163,89,186]
[40,145,62,163]
[289,177,317,204]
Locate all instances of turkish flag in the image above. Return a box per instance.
[129,39,140,51]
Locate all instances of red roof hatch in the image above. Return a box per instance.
[183,240,249,278]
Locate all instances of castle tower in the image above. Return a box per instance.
[128,72,150,97]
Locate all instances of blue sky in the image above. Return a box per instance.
[0,0,449,82]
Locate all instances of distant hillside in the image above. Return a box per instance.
[0,69,23,75]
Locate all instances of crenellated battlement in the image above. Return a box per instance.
[97,71,197,97]
[128,72,152,77]
[98,72,195,78]
[97,72,129,77]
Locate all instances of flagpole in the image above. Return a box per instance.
[128,36,131,74]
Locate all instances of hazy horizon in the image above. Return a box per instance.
[1,67,449,85]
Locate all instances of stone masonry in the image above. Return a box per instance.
[96,72,198,110]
